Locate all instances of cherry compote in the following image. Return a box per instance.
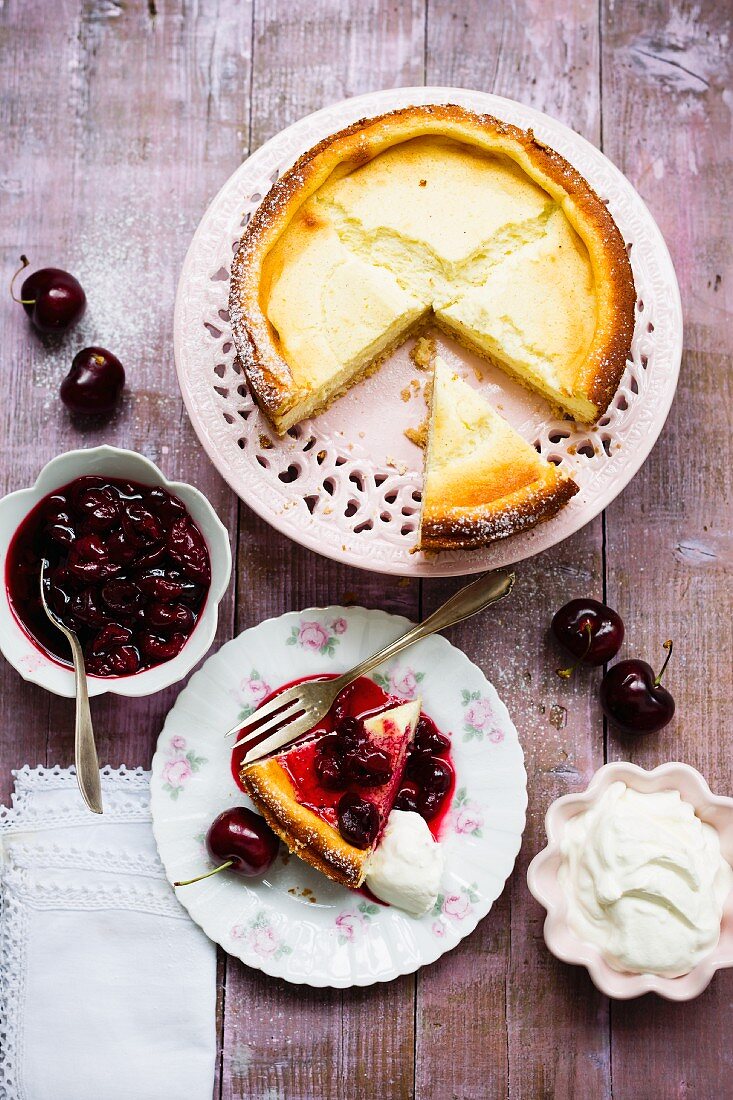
[5,475,211,676]
[232,676,455,843]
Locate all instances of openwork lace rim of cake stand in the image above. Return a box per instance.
[174,86,683,577]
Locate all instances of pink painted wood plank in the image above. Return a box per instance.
[221,4,426,1099]
[420,2,611,1097]
[601,1,733,1095]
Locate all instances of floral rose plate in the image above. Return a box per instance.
[150,606,527,987]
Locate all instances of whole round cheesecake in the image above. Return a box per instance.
[230,103,636,436]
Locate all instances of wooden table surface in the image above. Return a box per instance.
[1,1,731,1097]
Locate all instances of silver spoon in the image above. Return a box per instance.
[40,560,103,814]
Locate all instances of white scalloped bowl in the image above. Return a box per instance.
[0,446,232,698]
[527,762,733,1001]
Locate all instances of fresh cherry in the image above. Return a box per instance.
[552,598,624,677]
[337,792,379,848]
[60,347,125,415]
[174,807,280,886]
[600,640,675,735]
[11,255,86,334]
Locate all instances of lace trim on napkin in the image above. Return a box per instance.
[0,891,29,1100]
[2,864,186,919]
[5,844,165,880]
[12,764,150,793]
[5,765,151,828]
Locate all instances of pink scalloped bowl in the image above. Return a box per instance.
[527,762,733,1001]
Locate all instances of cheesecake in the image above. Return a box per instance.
[419,358,578,549]
[242,699,420,889]
[230,103,635,435]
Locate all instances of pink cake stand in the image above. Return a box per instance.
[173,87,682,577]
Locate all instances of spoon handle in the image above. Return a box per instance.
[69,636,103,814]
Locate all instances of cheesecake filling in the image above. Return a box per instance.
[261,135,598,421]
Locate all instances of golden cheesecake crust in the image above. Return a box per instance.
[420,472,579,550]
[230,103,635,433]
[242,758,370,889]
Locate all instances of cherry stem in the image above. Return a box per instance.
[174,859,234,887]
[10,255,35,305]
[556,621,593,680]
[654,640,674,687]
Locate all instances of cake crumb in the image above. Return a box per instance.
[400,386,412,402]
[258,433,273,449]
[419,179,427,187]
[385,455,408,475]
[410,335,436,371]
[405,421,428,449]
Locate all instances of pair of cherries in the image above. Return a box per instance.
[551,598,675,735]
[11,257,124,416]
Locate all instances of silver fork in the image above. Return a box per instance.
[39,560,103,814]
[230,568,515,764]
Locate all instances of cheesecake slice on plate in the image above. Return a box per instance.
[242,699,420,889]
[418,358,578,550]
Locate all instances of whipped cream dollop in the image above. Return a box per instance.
[365,810,444,916]
[559,782,733,977]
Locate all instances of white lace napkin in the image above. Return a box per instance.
[0,766,216,1100]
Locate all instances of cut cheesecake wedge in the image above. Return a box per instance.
[241,699,420,889]
[419,358,579,550]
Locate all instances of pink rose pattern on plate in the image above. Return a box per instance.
[161,735,206,800]
[461,690,504,743]
[335,900,379,946]
[431,883,480,933]
[452,787,484,837]
[234,667,272,721]
[231,911,293,960]
[286,618,343,656]
[373,664,425,700]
